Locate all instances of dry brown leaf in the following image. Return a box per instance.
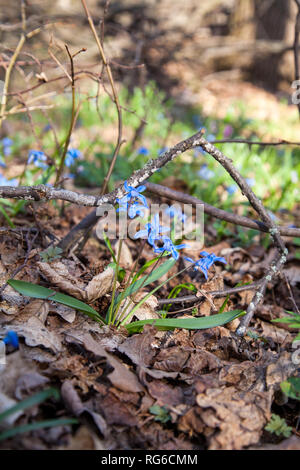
[61,380,108,438]
[196,386,271,449]
[5,317,62,354]
[22,299,49,324]
[114,240,133,269]
[64,330,144,393]
[85,267,114,302]
[116,292,159,324]
[37,261,86,300]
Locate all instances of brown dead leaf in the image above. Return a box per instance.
[85,267,114,302]
[147,379,184,406]
[61,380,108,438]
[196,386,271,449]
[116,292,159,324]
[4,317,62,355]
[64,330,144,393]
[37,261,86,300]
[114,240,133,269]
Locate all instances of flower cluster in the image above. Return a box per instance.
[118,181,228,274]
[28,150,48,169]
[0,173,18,187]
[184,251,227,279]
[117,181,148,220]
[134,213,187,261]
[65,148,81,167]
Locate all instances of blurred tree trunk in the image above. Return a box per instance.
[232,0,293,90]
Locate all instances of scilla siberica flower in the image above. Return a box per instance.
[65,148,81,167]
[185,251,227,279]
[117,181,148,220]
[28,150,48,170]
[134,213,169,246]
[165,206,186,222]
[153,235,188,261]
[0,173,18,186]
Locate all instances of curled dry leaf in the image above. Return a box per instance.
[114,240,133,269]
[64,330,144,393]
[116,291,159,325]
[61,380,108,439]
[0,392,24,428]
[3,317,62,355]
[37,261,86,300]
[85,267,114,302]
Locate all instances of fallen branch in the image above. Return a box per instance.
[157,282,261,306]
[144,182,300,238]
[197,136,287,336]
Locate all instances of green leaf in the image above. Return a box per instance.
[116,258,176,304]
[103,232,117,263]
[0,388,60,424]
[0,418,78,442]
[280,377,300,401]
[125,309,244,334]
[7,279,105,324]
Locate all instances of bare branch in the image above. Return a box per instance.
[145,182,300,238]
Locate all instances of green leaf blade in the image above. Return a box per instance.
[125,310,244,334]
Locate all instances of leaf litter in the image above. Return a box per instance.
[0,201,299,450]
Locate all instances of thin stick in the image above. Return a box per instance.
[80,0,123,196]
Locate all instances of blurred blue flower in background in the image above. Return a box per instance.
[198,164,214,180]
[193,146,205,156]
[245,178,255,187]
[165,205,186,222]
[1,138,13,157]
[65,148,81,167]
[137,146,149,156]
[226,184,237,195]
[2,138,13,147]
[28,150,48,169]
[0,173,18,186]
[158,147,168,155]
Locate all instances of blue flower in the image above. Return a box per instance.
[134,213,169,246]
[154,236,188,261]
[2,138,13,147]
[193,146,205,156]
[137,146,149,156]
[0,173,18,186]
[165,206,186,222]
[158,147,168,155]
[226,184,237,195]
[28,150,48,169]
[65,148,81,167]
[121,181,148,208]
[245,178,255,187]
[185,251,227,279]
[128,203,147,219]
[3,146,11,156]
[2,331,19,348]
[198,164,214,180]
